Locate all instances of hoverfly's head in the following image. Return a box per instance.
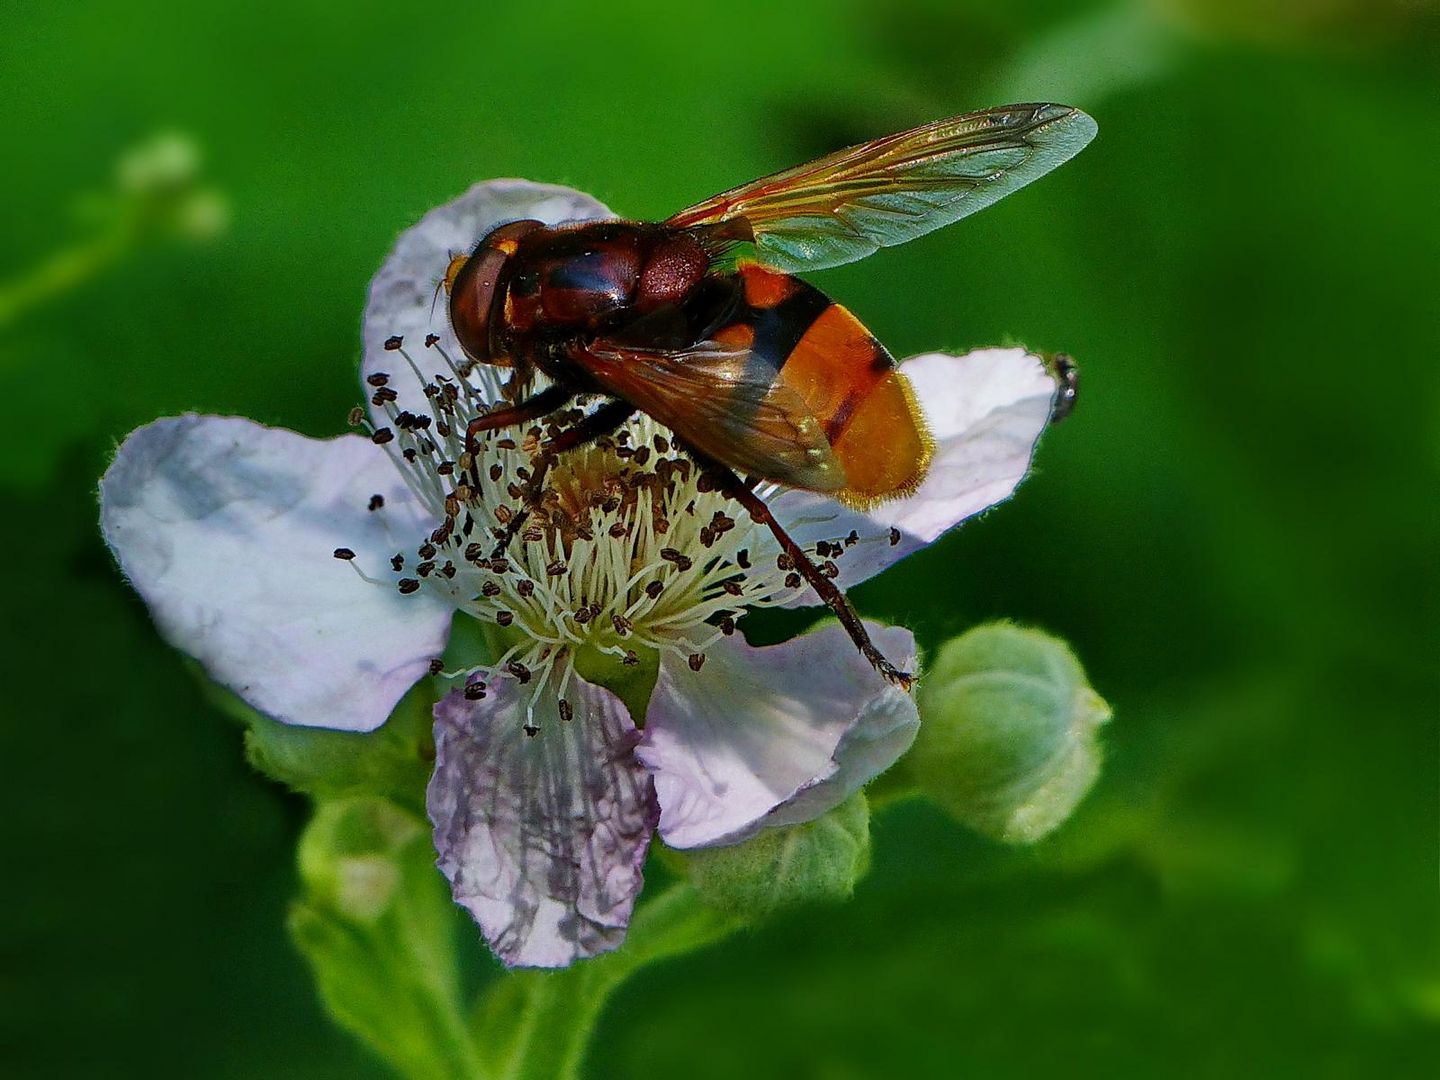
[446,218,544,366]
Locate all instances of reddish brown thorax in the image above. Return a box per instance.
[447,219,711,369]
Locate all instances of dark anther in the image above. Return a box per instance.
[496,437,517,451]
[347,406,365,426]
[719,615,736,636]
[785,572,802,589]
[622,649,639,667]
[416,561,435,577]
[419,542,437,559]
[645,580,664,599]
[332,547,356,561]
[632,446,651,466]
[366,372,390,387]
[688,653,707,672]
[402,447,418,462]
[462,540,483,561]
[440,562,457,579]
[736,548,751,569]
[436,420,451,438]
[574,606,593,624]
[516,579,535,598]
[424,333,440,348]
[494,504,514,525]
[522,526,544,542]
[368,494,385,511]
[398,578,420,594]
[545,560,568,577]
[608,522,627,539]
[436,461,454,476]
[722,580,744,596]
[489,464,504,482]
[371,428,394,445]
[653,434,670,454]
[611,613,633,636]
[390,554,404,571]
[523,724,539,737]
[464,682,486,700]
[383,335,404,351]
[820,560,839,579]
[507,660,531,683]
[559,699,573,723]
[496,610,514,627]
[845,530,859,547]
[776,553,795,571]
[490,557,511,574]
[481,581,501,597]
[660,548,693,572]
[889,527,902,547]
[428,658,445,675]
[371,387,398,405]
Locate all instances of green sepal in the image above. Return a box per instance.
[193,665,436,812]
[680,791,872,922]
[289,797,483,1080]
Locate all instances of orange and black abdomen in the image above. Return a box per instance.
[721,263,932,505]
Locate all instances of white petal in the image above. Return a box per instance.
[428,673,657,968]
[637,623,919,849]
[100,416,452,732]
[767,347,1059,599]
[361,179,613,417]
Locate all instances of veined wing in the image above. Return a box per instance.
[574,338,845,493]
[667,103,1096,273]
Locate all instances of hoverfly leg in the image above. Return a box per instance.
[490,399,637,558]
[463,384,575,456]
[699,457,914,692]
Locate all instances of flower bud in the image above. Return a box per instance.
[912,623,1110,844]
[683,792,871,921]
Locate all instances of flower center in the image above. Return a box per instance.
[344,335,877,728]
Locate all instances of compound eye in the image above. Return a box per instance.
[447,219,545,365]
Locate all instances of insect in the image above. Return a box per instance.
[445,103,1096,689]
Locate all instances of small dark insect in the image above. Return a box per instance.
[443,103,1096,688]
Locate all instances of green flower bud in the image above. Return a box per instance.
[683,792,871,921]
[912,623,1111,844]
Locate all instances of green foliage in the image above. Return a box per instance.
[199,670,435,811]
[682,793,872,920]
[290,798,482,1080]
[912,623,1111,843]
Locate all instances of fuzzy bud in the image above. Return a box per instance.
[912,623,1111,844]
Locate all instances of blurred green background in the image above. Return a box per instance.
[3,0,1437,1076]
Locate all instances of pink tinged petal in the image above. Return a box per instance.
[361,179,613,419]
[638,622,919,849]
[767,347,1060,600]
[100,415,452,732]
[428,675,658,968]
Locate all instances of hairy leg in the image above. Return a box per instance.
[698,455,913,691]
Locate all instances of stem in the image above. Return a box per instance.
[474,884,741,1080]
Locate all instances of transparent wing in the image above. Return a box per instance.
[667,103,1096,273]
[576,339,845,492]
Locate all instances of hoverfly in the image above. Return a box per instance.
[445,103,1096,688]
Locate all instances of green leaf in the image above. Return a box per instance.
[682,792,872,922]
[289,797,483,1080]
